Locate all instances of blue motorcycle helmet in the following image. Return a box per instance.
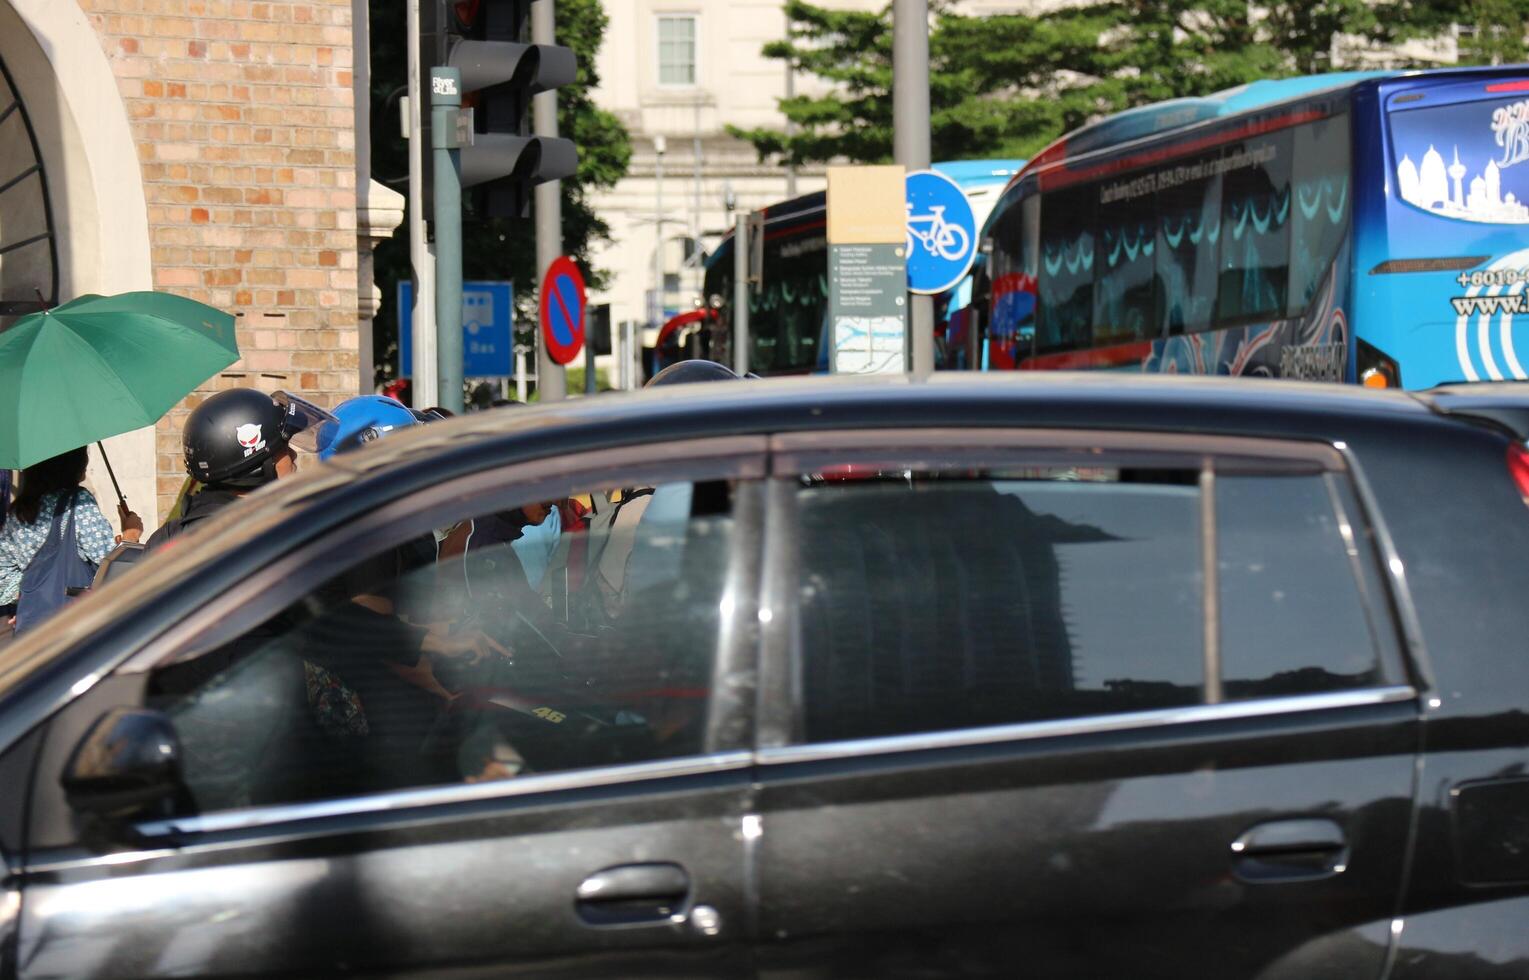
[315,395,424,460]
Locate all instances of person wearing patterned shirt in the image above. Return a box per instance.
[0,448,142,629]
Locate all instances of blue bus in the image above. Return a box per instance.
[979,66,1529,388]
[671,160,1024,375]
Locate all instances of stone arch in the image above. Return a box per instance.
[1,0,157,524]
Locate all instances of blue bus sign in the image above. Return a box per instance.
[905,170,977,295]
[397,280,514,377]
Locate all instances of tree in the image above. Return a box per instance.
[732,0,1463,170]
[728,0,1120,165]
[1387,0,1529,64]
[367,0,631,390]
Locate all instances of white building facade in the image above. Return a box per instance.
[586,0,855,353]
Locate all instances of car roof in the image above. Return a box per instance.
[0,373,1489,721]
[174,372,1447,522]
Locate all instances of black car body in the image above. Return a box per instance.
[2,373,1529,978]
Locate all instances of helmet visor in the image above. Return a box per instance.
[273,391,338,453]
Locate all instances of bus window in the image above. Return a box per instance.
[1217,130,1293,323]
[1156,152,1223,335]
[1095,174,1157,343]
[1289,115,1351,318]
[1039,182,1095,352]
[752,230,827,373]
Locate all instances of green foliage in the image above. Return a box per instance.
[562,365,613,393]
[368,0,631,388]
[729,0,1115,163]
[734,0,1521,169]
[1390,0,1529,63]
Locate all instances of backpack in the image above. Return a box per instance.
[14,491,98,635]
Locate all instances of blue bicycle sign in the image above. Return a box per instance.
[905,170,978,294]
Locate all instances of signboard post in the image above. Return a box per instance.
[397,280,513,380]
[826,165,908,374]
[540,255,586,367]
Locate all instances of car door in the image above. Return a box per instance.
[13,438,765,980]
[751,428,1420,979]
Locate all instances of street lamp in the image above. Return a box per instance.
[652,134,667,329]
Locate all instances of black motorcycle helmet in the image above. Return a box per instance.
[183,389,333,486]
[645,359,753,387]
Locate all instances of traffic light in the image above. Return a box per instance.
[419,0,578,219]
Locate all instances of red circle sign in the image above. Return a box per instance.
[539,256,586,366]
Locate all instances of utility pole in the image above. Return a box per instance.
[733,211,749,376]
[532,0,567,401]
[653,134,666,333]
[893,0,933,380]
[406,0,438,407]
[784,62,798,199]
[431,66,465,414]
[692,100,703,283]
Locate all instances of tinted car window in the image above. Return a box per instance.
[1217,473,1383,697]
[794,468,1204,744]
[146,480,737,815]
[793,455,1394,746]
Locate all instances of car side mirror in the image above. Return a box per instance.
[62,707,185,822]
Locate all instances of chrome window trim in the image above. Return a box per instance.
[755,686,1417,767]
[769,428,1347,471]
[124,751,754,844]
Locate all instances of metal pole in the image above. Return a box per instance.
[405,0,437,407]
[733,212,749,376]
[353,0,373,396]
[533,0,567,402]
[431,67,465,415]
[653,135,666,336]
[693,102,703,277]
[893,0,933,380]
[515,346,528,402]
[584,305,597,394]
[784,61,798,199]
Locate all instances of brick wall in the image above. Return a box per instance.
[78,0,360,518]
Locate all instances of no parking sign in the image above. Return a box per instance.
[540,256,586,365]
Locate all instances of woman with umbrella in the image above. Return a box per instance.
[0,290,247,635]
[0,448,143,634]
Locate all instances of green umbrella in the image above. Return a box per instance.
[0,291,239,479]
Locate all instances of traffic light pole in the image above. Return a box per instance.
[893,0,934,380]
[431,67,466,415]
[532,0,567,402]
[406,0,437,408]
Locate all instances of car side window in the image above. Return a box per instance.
[145,478,740,816]
[790,453,1395,746]
[1217,473,1384,697]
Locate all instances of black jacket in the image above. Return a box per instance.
[144,487,247,553]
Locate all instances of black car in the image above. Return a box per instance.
[3,374,1529,979]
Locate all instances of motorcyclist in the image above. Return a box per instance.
[145,388,333,552]
[314,394,433,462]
[578,359,750,618]
[314,394,520,782]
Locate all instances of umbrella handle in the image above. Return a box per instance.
[94,441,127,510]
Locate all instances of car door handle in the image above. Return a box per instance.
[576,863,691,926]
[1231,818,1350,882]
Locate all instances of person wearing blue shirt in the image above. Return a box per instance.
[1,447,142,632]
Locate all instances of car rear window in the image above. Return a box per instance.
[790,455,1393,745]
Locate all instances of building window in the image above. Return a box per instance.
[0,54,58,322]
[657,16,697,87]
